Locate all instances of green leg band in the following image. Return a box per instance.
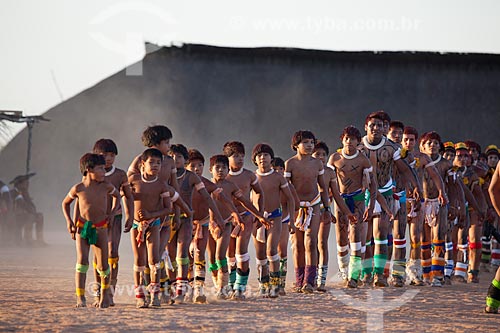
[97,266,110,278]
[229,269,236,287]
[349,256,362,280]
[235,269,250,291]
[486,297,500,309]
[176,257,190,266]
[216,258,227,270]
[373,254,387,275]
[209,263,218,272]
[361,257,373,277]
[75,264,89,273]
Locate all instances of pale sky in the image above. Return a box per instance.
[2,0,500,146]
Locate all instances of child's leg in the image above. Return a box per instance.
[303,205,321,292]
[373,208,391,287]
[335,213,349,283]
[75,234,90,307]
[392,204,407,286]
[167,232,178,286]
[291,230,305,290]
[234,214,254,297]
[159,224,172,303]
[267,217,282,297]
[444,223,454,284]
[193,225,209,303]
[131,228,148,308]
[421,223,432,283]
[278,220,289,294]
[407,212,424,285]
[215,224,231,298]
[207,232,218,290]
[430,206,447,286]
[227,224,237,290]
[94,228,110,308]
[174,217,193,302]
[347,202,365,288]
[147,226,161,306]
[317,218,331,291]
[91,252,101,307]
[108,215,122,305]
[468,212,483,282]
[486,265,500,313]
[252,223,269,297]
[453,224,469,282]
[361,217,375,283]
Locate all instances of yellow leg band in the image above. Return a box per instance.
[160,261,165,269]
[76,288,85,296]
[108,257,119,269]
[92,261,97,269]
[101,284,110,290]
[144,267,151,275]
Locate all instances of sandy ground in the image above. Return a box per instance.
[0,231,498,333]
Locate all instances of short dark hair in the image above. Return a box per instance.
[93,138,118,155]
[314,140,329,156]
[209,154,229,170]
[291,130,316,151]
[389,121,405,131]
[140,148,163,162]
[80,153,105,176]
[170,144,189,160]
[223,141,245,157]
[464,140,481,153]
[340,125,362,142]
[251,143,275,166]
[188,149,205,165]
[141,125,173,147]
[272,157,285,169]
[420,131,442,145]
[365,110,390,125]
[403,126,419,140]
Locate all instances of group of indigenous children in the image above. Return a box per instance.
[61,110,500,314]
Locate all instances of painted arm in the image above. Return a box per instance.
[396,158,423,200]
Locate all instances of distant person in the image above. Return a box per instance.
[168,144,224,303]
[272,157,299,295]
[252,143,295,298]
[90,138,134,307]
[328,126,375,289]
[128,148,185,308]
[186,149,234,303]
[485,162,500,314]
[285,130,332,293]
[11,173,46,246]
[61,153,121,308]
[208,154,268,299]
[313,140,354,291]
[223,141,265,296]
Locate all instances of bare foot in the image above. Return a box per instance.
[150,293,161,307]
[76,296,86,308]
[98,289,111,308]
[136,298,148,308]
